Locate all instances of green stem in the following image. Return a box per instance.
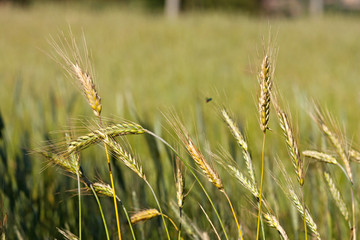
[223,191,244,240]
[98,117,122,240]
[119,200,137,240]
[89,184,110,240]
[145,130,229,240]
[256,133,266,240]
[77,172,82,240]
[144,179,171,240]
[163,214,179,232]
[260,215,265,240]
[178,208,182,240]
[301,186,307,240]
[351,187,356,240]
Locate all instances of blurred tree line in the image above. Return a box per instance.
[1,0,359,21]
[2,0,358,17]
[0,0,305,16]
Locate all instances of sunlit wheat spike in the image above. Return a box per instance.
[313,107,353,183]
[130,209,161,225]
[65,133,81,173]
[57,228,79,240]
[175,158,185,209]
[258,54,272,133]
[349,149,360,163]
[186,136,223,190]
[67,122,145,154]
[302,150,338,165]
[221,108,256,185]
[51,32,102,117]
[73,63,102,117]
[323,171,350,225]
[170,117,223,190]
[228,165,260,199]
[39,151,79,175]
[91,182,119,200]
[263,213,289,240]
[99,133,145,180]
[221,109,248,151]
[289,189,321,240]
[275,107,303,185]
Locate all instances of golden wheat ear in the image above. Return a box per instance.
[258,54,272,133]
[50,31,102,117]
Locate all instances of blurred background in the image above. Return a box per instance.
[1,0,360,239]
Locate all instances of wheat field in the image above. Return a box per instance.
[1,3,360,239]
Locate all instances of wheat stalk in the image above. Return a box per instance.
[175,157,185,210]
[257,52,273,240]
[130,209,161,224]
[100,134,145,180]
[303,150,338,165]
[289,189,321,240]
[275,106,304,186]
[323,171,350,226]
[313,106,353,183]
[169,116,244,239]
[67,122,145,154]
[349,149,360,163]
[258,55,272,133]
[171,119,223,190]
[221,108,256,185]
[175,157,185,240]
[263,213,289,240]
[91,182,118,199]
[50,33,102,117]
[51,32,123,239]
[227,165,260,199]
[39,151,80,176]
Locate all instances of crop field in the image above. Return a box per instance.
[1,3,360,239]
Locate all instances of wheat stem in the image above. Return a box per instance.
[89,184,110,240]
[104,142,122,240]
[119,201,136,240]
[351,187,356,240]
[300,186,307,240]
[223,191,244,240]
[76,172,82,240]
[257,132,266,240]
[144,179,171,240]
[97,117,122,240]
[145,129,229,240]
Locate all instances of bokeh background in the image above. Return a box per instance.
[1,0,360,239]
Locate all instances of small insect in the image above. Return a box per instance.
[205,97,212,103]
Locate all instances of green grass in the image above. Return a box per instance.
[1,3,360,239]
